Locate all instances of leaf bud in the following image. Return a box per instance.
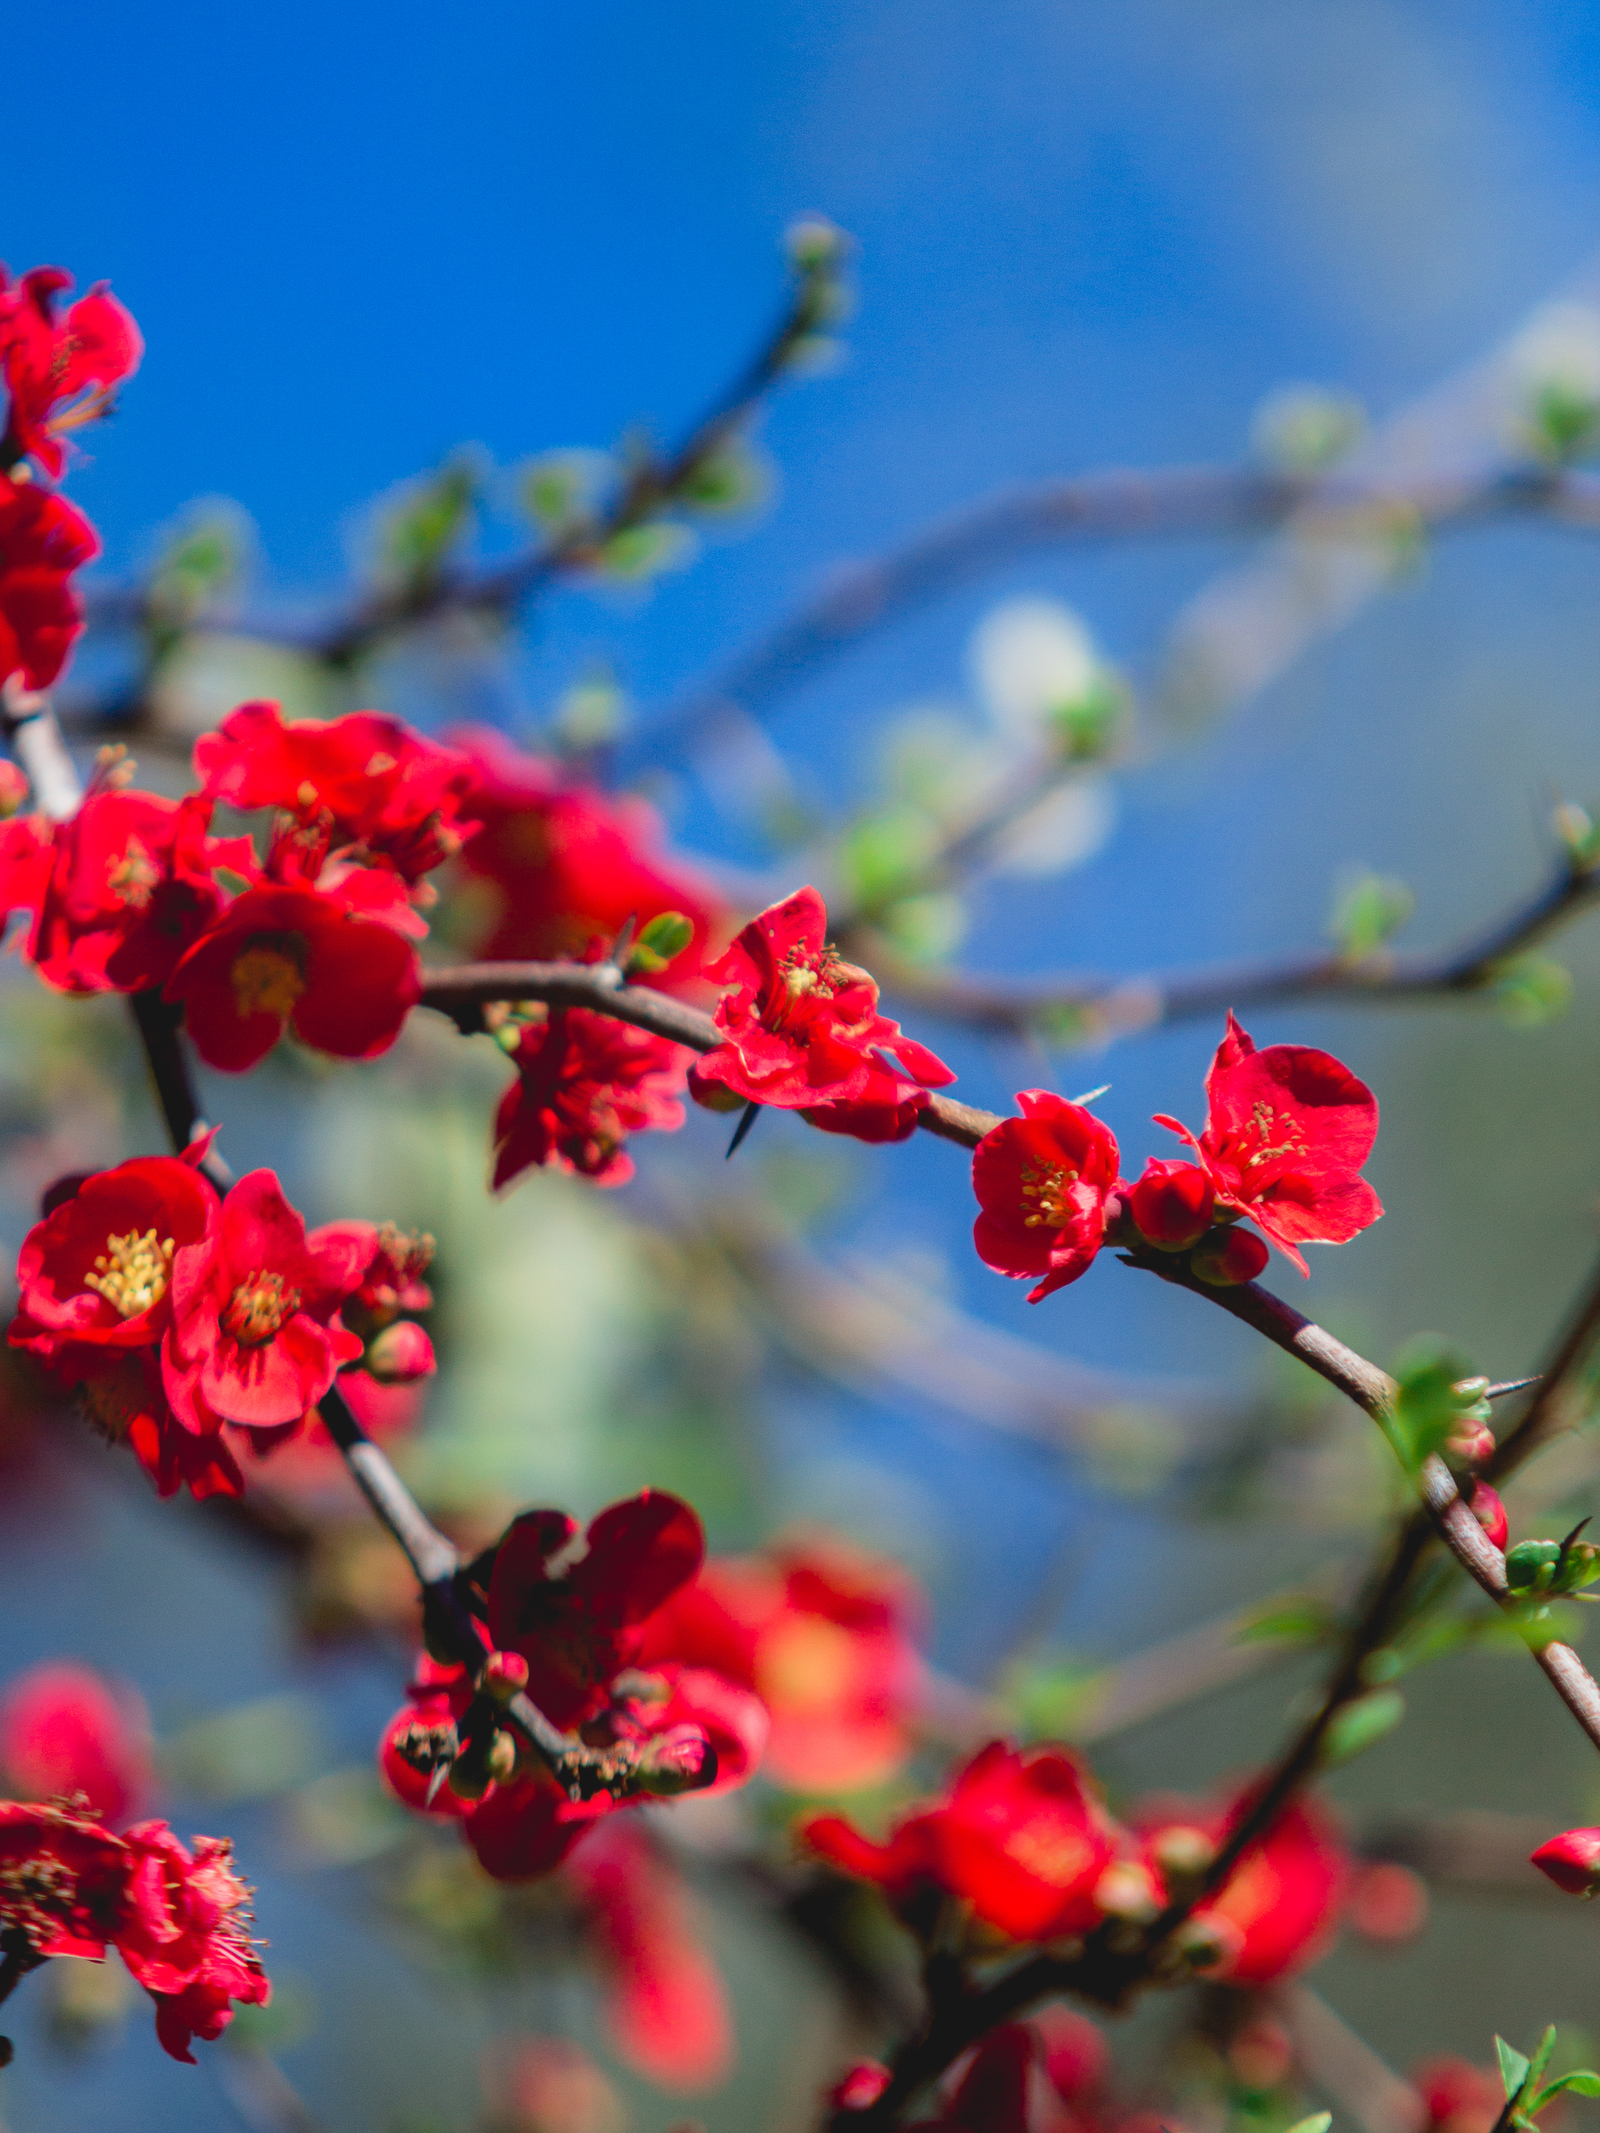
[1506,1539,1563,1594]
[1189,1226,1269,1286]
[1092,1860,1162,1922]
[1531,1827,1600,1896]
[627,911,694,974]
[486,1730,518,1784]
[1150,1824,1215,1877]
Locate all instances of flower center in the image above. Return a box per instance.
[1001,1817,1093,1889]
[221,1271,302,1345]
[84,1228,174,1316]
[0,1855,80,1944]
[1021,1163,1079,1228]
[106,835,161,910]
[231,935,307,1020]
[77,1372,144,1445]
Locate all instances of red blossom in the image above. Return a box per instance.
[1530,1825,1600,1895]
[17,785,258,996]
[492,1008,691,1191]
[0,266,142,481]
[567,1821,733,2092]
[691,886,954,1112]
[971,1093,1121,1303]
[448,727,727,980]
[1137,1789,1349,1984]
[1154,1012,1382,1276]
[637,1536,925,1792]
[915,2026,1036,2133]
[194,700,479,884]
[1413,2058,1511,2133]
[0,477,100,690]
[0,1661,153,1828]
[1468,1481,1509,1552]
[162,877,422,1071]
[162,1169,369,1437]
[113,1820,270,2062]
[0,1799,132,1961]
[800,1048,954,1143]
[805,1739,1125,1942]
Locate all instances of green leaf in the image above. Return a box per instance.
[839,808,939,909]
[878,892,967,966]
[375,456,477,589]
[1499,2038,1534,2105]
[677,438,769,517]
[1049,674,1128,763]
[1329,869,1415,961]
[1237,1598,1338,1648]
[597,521,697,581]
[1390,1338,1486,1473]
[1283,2114,1333,2133]
[1319,1686,1405,1767]
[1490,955,1573,1029]
[1534,2072,1600,2104]
[521,449,613,533]
[628,912,694,974]
[1528,2028,1560,2094]
[1529,381,1600,465]
[1252,384,1367,472]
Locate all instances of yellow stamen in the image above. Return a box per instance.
[1021,1163,1079,1228]
[231,938,307,1020]
[222,1271,301,1345]
[106,835,161,910]
[84,1228,174,1317]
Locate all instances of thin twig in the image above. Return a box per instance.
[1489,1244,1600,1478]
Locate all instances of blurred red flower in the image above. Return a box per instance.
[0,478,100,689]
[638,1536,925,1792]
[805,1739,1124,1942]
[1413,2057,1507,2133]
[449,727,727,978]
[690,886,952,1112]
[163,876,422,1070]
[1136,1789,1349,1984]
[971,1092,1121,1302]
[0,266,142,480]
[919,2026,1036,2133]
[1154,1012,1382,1276]
[0,1661,154,1827]
[492,1007,691,1190]
[568,1821,733,2091]
[194,700,480,884]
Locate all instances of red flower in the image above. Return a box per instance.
[1137,1790,1349,1984]
[637,1537,924,1792]
[0,477,99,689]
[0,1799,132,1961]
[163,877,422,1071]
[1530,1826,1600,1896]
[1468,1481,1509,1552]
[1413,2059,1510,2133]
[162,1169,369,1436]
[492,1008,691,1190]
[113,1820,270,2062]
[1154,1013,1382,1275]
[1126,1157,1215,1250]
[379,1495,769,1882]
[567,1821,733,2092]
[971,1093,1121,1303]
[691,887,954,1112]
[918,2027,1035,2133]
[449,727,727,980]
[21,786,257,996]
[0,266,142,481]
[193,700,479,884]
[801,1049,954,1143]
[805,1739,1124,1942]
[0,1661,153,1827]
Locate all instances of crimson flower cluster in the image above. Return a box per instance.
[379,1492,769,1881]
[973,1012,1382,1302]
[7,1147,431,1500]
[806,1741,1349,1986]
[0,1800,268,2062]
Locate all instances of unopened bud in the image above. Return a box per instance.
[1532,1827,1600,1896]
[1468,1480,1509,1552]
[1150,1824,1215,1877]
[829,2063,891,2112]
[1092,1859,1162,1922]
[1189,1226,1269,1286]
[1127,1159,1215,1252]
[364,1320,435,1384]
[481,1650,529,1703]
[1172,1910,1241,1972]
[633,1724,717,1797]
[486,1730,518,1784]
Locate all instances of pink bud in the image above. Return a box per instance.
[1190,1226,1269,1287]
[364,1320,435,1384]
[829,2063,891,2112]
[1468,1481,1509,1552]
[1128,1158,1215,1251]
[1531,1827,1600,1895]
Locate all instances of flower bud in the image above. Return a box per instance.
[1092,1859,1162,1922]
[485,1730,518,1784]
[1127,1159,1215,1251]
[1189,1226,1269,1286]
[632,1723,718,1796]
[1468,1481,1509,1552]
[1150,1823,1215,1877]
[1172,1909,1242,1972]
[482,1649,530,1703]
[1446,1416,1495,1464]
[364,1320,435,1384]
[829,2063,891,2112]
[1531,1827,1600,1896]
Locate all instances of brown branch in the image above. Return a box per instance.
[853,855,1600,1045]
[639,463,1600,756]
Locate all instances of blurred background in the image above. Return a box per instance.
[9,2,1600,2128]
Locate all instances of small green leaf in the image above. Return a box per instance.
[1528,381,1600,465]
[1528,2028,1560,2094]
[521,449,613,533]
[1049,674,1128,763]
[375,456,478,589]
[1535,2072,1600,2103]
[1499,2038,1534,2105]
[677,438,769,517]
[1320,1686,1405,1767]
[1283,2114,1333,2133]
[1390,1338,1486,1473]
[1490,955,1573,1029]
[1252,384,1367,472]
[628,911,694,974]
[1329,869,1415,962]
[839,808,939,909]
[597,521,697,581]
